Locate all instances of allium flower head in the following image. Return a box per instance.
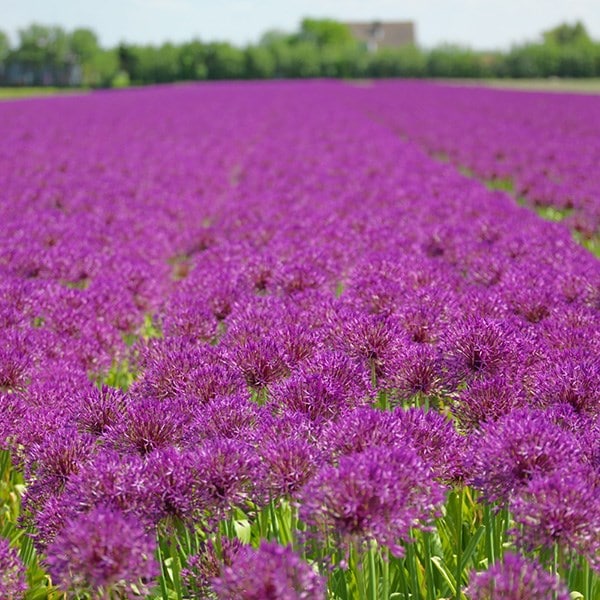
[270,352,371,422]
[182,537,244,598]
[452,376,526,432]
[75,384,127,436]
[193,394,263,441]
[230,338,288,390]
[193,437,262,524]
[258,436,323,500]
[442,318,515,387]
[319,407,397,458]
[328,309,402,383]
[23,428,96,515]
[59,450,163,525]
[509,468,600,567]
[466,408,582,504]
[392,407,466,483]
[299,445,445,557]
[104,397,188,455]
[467,553,569,600]
[213,542,326,600]
[0,538,27,599]
[530,348,600,416]
[388,344,444,402]
[46,505,158,597]
[0,329,32,393]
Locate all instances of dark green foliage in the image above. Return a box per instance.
[1,19,600,87]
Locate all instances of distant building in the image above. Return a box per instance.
[345,21,416,52]
[1,56,82,87]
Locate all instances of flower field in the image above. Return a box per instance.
[0,81,599,599]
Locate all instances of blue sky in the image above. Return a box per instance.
[2,0,600,49]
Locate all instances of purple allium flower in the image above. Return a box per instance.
[392,407,466,483]
[466,408,583,504]
[319,407,398,458]
[270,351,371,422]
[442,318,515,387]
[59,450,163,525]
[452,376,526,432]
[104,397,189,455]
[510,468,600,568]
[132,338,216,401]
[75,384,127,436]
[530,348,600,416]
[299,445,445,557]
[330,310,402,383]
[213,542,326,600]
[144,447,206,523]
[321,406,463,482]
[182,537,244,597]
[388,344,444,402]
[192,394,263,441]
[46,505,158,596]
[0,538,27,599]
[258,436,323,500]
[503,270,555,324]
[466,552,569,600]
[22,428,97,516]
[194,437,263,524]
[230,337,289,390]
[0,330,31,393]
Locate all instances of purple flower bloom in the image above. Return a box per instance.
[258,436,323,500]
[299,445,445,557]
[22,428,96,517]
[442,318,516,387]
[467,552,569,600]
[530,348,600,416]
[56,450,163,526]
[45,505,158,596]
[269,352,371,422]
[75,385,127,436]
[388,344,444,403]
[510,468,600,568]
[0,330,31,393]
[104,397,189,455]
[229,337,289,390]
[321,406,463,482]
[182,537,244,597]
[0,538,27,599]
[213,542,326,600]
[466,408,583,504]
[452,376,526,432]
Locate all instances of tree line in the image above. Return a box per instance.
[1,19,599,87]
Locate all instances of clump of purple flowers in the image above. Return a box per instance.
[212,541,325,600]
[466,408,583,504]
[509,468,600,569]
[182,537,244,598]
[0,538,27,599]
[466,552,570,600]
[45,505,158,597]
[299,445,445,557]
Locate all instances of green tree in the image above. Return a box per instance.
[69,28,102,85]
[299,18,354,48]
[178,40,207,80]
[69,28,99,61]
[0,30,10,61]
[204,42,245,79]
[17,24,69,68]
[543,21,591,46]
[245,45,276,79]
